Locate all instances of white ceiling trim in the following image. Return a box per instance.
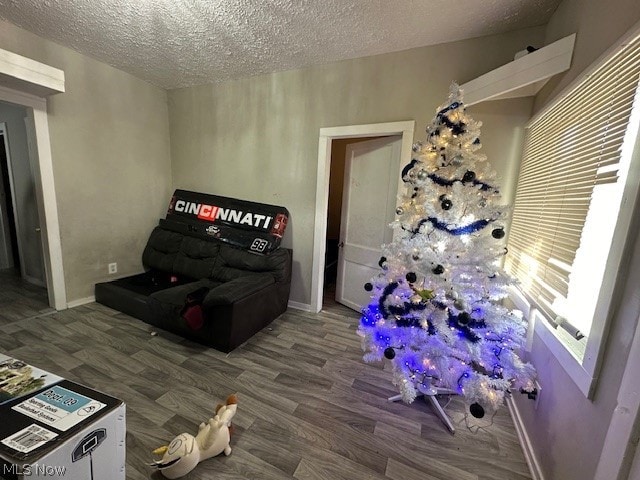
[0,47,65,96]
[461,33,576,106]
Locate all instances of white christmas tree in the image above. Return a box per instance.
[357,84,536,420]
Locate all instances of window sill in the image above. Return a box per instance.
[532,309,596,397]
[509,286,596,398]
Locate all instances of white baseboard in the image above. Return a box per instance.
[67,295,95,309]
[507,396,545,480]
[288,300,312,312]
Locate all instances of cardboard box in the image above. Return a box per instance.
[0,357,125,480]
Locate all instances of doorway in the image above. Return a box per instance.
[0,105,46,287]
[0,86,66,310]
[310,121,415,313]
[324,137,385,291]
[325,135,403,312]
[0,128,20,272]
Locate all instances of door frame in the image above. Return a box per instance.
[310,121,415,313]
[0,85,66,310]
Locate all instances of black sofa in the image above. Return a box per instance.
[95,225,292,352]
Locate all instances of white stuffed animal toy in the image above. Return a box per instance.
[151,394,238,479]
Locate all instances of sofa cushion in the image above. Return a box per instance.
[147,279,223,333]
[203,274,275,306]
[212,245,291,282]
[174,236,220,279]
[142,227,183,272]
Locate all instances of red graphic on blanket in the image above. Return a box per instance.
[270,213,288,238]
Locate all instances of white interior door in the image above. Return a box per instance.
[336,136,402,311]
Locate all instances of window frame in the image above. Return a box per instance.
[508,26,640,398]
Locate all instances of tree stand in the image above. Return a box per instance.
[388,379,458,434]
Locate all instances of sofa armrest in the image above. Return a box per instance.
[203,274,275,306]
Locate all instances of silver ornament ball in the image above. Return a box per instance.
[452,154,464,166]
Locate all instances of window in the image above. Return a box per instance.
[505,29,640,396]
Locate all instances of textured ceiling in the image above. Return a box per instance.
[0,0,561,90]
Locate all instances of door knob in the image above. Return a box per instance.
[35,228,41,232]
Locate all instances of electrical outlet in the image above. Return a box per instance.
[108,263,117,274]
[534,380,542,410]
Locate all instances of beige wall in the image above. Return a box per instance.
[468,97,535,203]
[536,0,640,110]
[168,26,544,306]
[0,19,173,302]
[513,2,640,480]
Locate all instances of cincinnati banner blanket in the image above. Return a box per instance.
[163,190,289,254]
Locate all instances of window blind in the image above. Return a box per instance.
[505,35,640,320]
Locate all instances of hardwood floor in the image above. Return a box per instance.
[0,274,532,480]
[0,268,53,324]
